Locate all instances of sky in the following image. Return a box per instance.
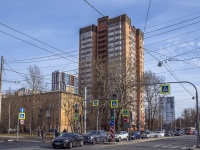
[1,0,200,118]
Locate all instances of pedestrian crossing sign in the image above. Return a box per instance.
[93,100,99,106]
[122,109,129,116]
[160,84,170,94]
[110,100,118,108]
[18,113,25,120]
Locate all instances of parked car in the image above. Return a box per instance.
[130,131,141,140]
[51,132,84,149]
[186,130,193,135]
[82,130,108,144]
[7,128,17,133]
[193,130,198,135]
[154,131,165,137]
[141,131,153,138]
[175,131,184,136]
[114,131,129,142]
[165,131,174,137]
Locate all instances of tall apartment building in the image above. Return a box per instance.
[79,14,144,130]
[159,96,175,127]
[52,71,78,94]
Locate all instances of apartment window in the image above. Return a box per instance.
[109,24,114,27]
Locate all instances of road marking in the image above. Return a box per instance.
[181,147,187,149]
[171,146,180,148]
[153,144,163,147]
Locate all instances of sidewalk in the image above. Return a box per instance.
[0,134,53,143]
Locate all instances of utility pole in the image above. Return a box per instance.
[84,87,87,133]
[0,56,4,122]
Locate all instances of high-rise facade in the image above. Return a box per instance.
[52,71,78,94]
[159,96,175,126]
[79,14,144,130]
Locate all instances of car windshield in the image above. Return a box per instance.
[145,131,150,134]
[59,133,74,138]
[115,131,121,134]
[86,130,97,135]
[132,131,139,135]
[156,131,161,133]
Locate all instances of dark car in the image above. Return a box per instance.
[82,130,108,144]
[51,132,83,149]
[130,131,141,140]
[175,131,183,136]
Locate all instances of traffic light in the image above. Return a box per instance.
[75,108,79,114]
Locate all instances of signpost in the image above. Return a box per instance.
[20,120,24,125]
[110,94,118,142]
[93,100,99,106]
[110,120,114,126]
[17,107,25,141]
[92,100,99,130]
[123,116,128,122]
[160,84,170,94]
[18,113,25,120]
[110,100,118,108]
[122,109,129,116]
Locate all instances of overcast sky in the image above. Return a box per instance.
[1,0,200,117]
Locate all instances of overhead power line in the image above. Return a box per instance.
[145,19,200,39]
[0,30,78,64]
[145,15,200,34]
[0,22,77,59]
[143,0,152,33]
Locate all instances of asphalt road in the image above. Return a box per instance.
[0,135,197,150]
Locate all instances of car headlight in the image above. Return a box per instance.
[63,140,69,143]
[89,136,94,139]
[52,139,55,142]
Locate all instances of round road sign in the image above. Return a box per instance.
[20,120,24,125]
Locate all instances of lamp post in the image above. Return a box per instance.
[158,61,200,146]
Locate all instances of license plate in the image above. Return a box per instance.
[55,143,61,145]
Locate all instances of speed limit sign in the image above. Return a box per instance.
[20,120,24,125]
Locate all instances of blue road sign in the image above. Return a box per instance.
[18,113,25,120]
[110,120,114,126]
[160,84,170,94]
[20,108,25,113]
[110,100,118,108]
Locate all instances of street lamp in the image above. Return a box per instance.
[158,61,200,147]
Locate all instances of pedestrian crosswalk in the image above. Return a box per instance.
[153,144,189,149]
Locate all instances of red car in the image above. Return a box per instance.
[186,130,193,135]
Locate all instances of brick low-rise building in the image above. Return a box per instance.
[0,91,83,133]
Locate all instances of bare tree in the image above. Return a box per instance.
[143,70,165,130]
[181,108,196,127]
[25,65,47,92]
[25,65,47,134]
[90,59,137,131]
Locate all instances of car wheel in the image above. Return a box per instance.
[52,145,57,149]
[118,137,121,142]
[80,140,83,146]
[92,138,96,144]
[103,138,107,143]
[68,142,73,149]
